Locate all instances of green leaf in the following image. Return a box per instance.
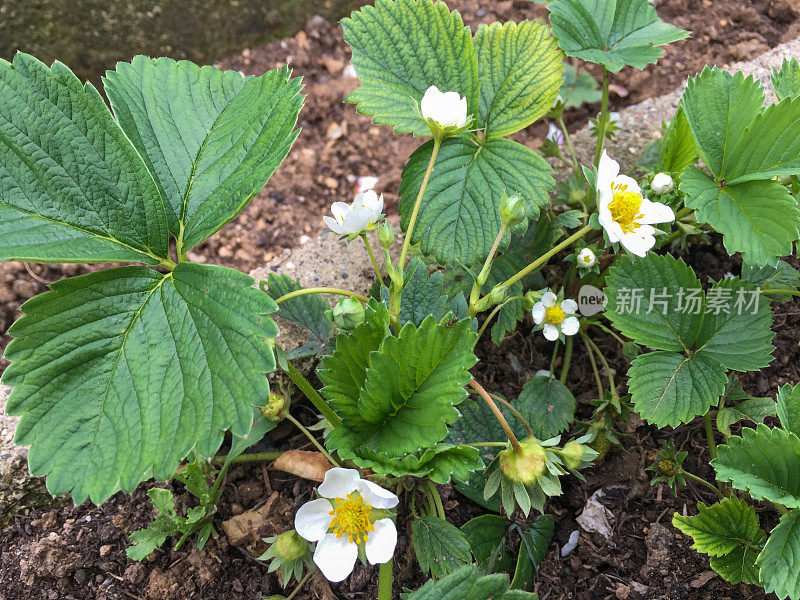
[511,515,554,590]
[342,0,479,137]
[757,510,800,599]
[742,260,800,302]
[265,273,333,349]
[558,64,601,109]
[628,351,727,427]
[710,544,762,586]
[398,259,450,326]
[413,515,473,578]
[474,21,563,138]
[0,53,168,264]
[777,383,800,438]
[462,515,514,573]
[2,263,278,503]
[547,0,689,73]
[713,424,800,507]
[403,565,539,600]
[399,137,553,265]
[672,497,764,558]
[516,376,576,440]
[716,397,776,437]
[680,166,799,266]
[694,277,774,372]
[773,58,800,101]
[657,106,698,175]
[605,253,705,352]
[104,56,302,249]
[325,315,476,455]
[126,488,178,561]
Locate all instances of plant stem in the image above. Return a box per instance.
[762,288,800,297]
[559,335,574,384]
[470,224,507,306]
[592,322,627,347]
[475,296,525,340]
[274,287,368,305]
[558,115,580,175]
[399,138,441,272]
[283,361,342,428]
[378,560,393,600]
[159,258,177,270]
[681,469,725,499]
[490,393,534,437]
[286,571,313,600]
[286,413,341,468]
[361,233,382,279]
[703,411,717,461]
[471,379,522,452]
[675,206,692,220]
[580,332,604,401]
[495,224,593,291]
[593,66,610,168]
[465,441,510,448]
[211,451,282,466]
[581,331,615,394]
[425,479,446,519]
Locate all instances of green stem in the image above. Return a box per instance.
[475,296,524,340]
[490,392,534,438]
[704,411,717,461]
[378,561,393,600]
[580,332,604,401]
[592,322,627,347]
[283,361,342,428]
[464,441,510,448]
[471,379,522,453]
[593,66,610,168]
[762,288,800,297]
[159,258,177,270]
[399,137,441,272]
[470,224,508,307]
[211,451,282,466]
[495,225,593,291]
[675,206,692,220]
[558,115,580,175]
[274,287,368,305]
[361,233,382,279]
[581,331,615,395]
[286,571,313,600]
[681,469,724,499]
[559,335,574,384]
[286,413,341,468]
[425,479,446,519]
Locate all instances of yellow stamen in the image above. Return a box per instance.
[608,184,644,233]
[544,305,566,326]
[328,492,374,545]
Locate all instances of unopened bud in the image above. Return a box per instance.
[378,222,394,249]
[273,531,307,562]
[523,291,539,311]
[499,191,526,229]
[488,284,508,305]
[576,248,596,269]
[499,438,547,484]
[558,441,586,470]
[332,297,365,331]
[651,172,674,195]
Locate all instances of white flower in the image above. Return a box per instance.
[531,291,580,341]
[596,151,674,257]
[294,468,398,582]
[651,172,674,195]
[420,85,468,129]
[577,248,596,268]
[546,122,564,145]
[323,190,384,236]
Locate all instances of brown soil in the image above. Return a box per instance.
[2,1,800,599]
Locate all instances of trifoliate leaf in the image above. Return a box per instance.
[680,166,799,266]
[558,64,601,109]
[462,515,514,573]
[628,351,727,427]
[398,259,450,326]
[399,137,553,265]
[673,497,764,558]
[757,510,800,599]
[403,565,539,600]
[342,0,479,136]
[0,53,168,264]
[413,515,473,578]
[474,21,564,138]
[605,254,705,352]
[325,315,476,455]
[777,383,800,438]
[2,263,278,504]
[773,58,800,101]
[104,57,303,249]
[712,424,800,507]
[265,274,333,350]
[547,0,689,72]
[694,277,774,372]
[742,260,800,302]
[516,376,576,440]
[657,106,698,175]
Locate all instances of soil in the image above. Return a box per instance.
[2,1,800,599]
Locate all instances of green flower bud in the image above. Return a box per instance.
[261,393,287,422]
[498,438,547,484]
[523,291,539,311]
[559,441,586,470]
[332,297,365,331]
[378,222,394,249]
[488,284,508,306]
[273,530,307,562]
[499,191,526,229]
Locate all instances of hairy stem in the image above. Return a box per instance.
[559,335,574,384]
[399,138,441,272]
[286,571,313,600]
[581,331,615,395]
[558,115,580,176]
[211,451,282,466]
[361,233,382,279]
[475,296,525,340]
[593,67,610,168]
[490,392,534,438]
[274,287,368,305]
[471,379,522,452]
[378,561,393,600]
[580,332,604,401]
[703,411,717,461]
[286,413,341,468]
[681,469,725,499]
[283,361,342,428]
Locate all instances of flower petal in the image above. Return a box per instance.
[612,174,641,196]
[619,230,655,257]
[318,467,361,499]
[357,480,399,509]
[638,199,675,225]
[561,299,578,314]
[295,498,333,542]
[365,519,398,565]
[541,291,557,307]
[323,216,346,235]
[597,150,620,193]
[561,316,580,336]
[330,201,352,221]
[313,533,358,582]
[543,323,559,341]
[531,302,546,324]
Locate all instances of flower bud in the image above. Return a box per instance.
[558,441,586,470]
[499,191,526,229]
[487,284,508,306]
[273,531,308,562]
[332,298,365,331]
[261,393,287,422]
[498,438,547,484]
[421,85,468,130]
[523,291,539,311]
[651,172,674,195]
[378,222,394,249]
[576,248,596,269]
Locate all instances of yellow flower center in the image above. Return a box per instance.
[608,185,644,233]
[329,492,374,544]
[544,305,566,326]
